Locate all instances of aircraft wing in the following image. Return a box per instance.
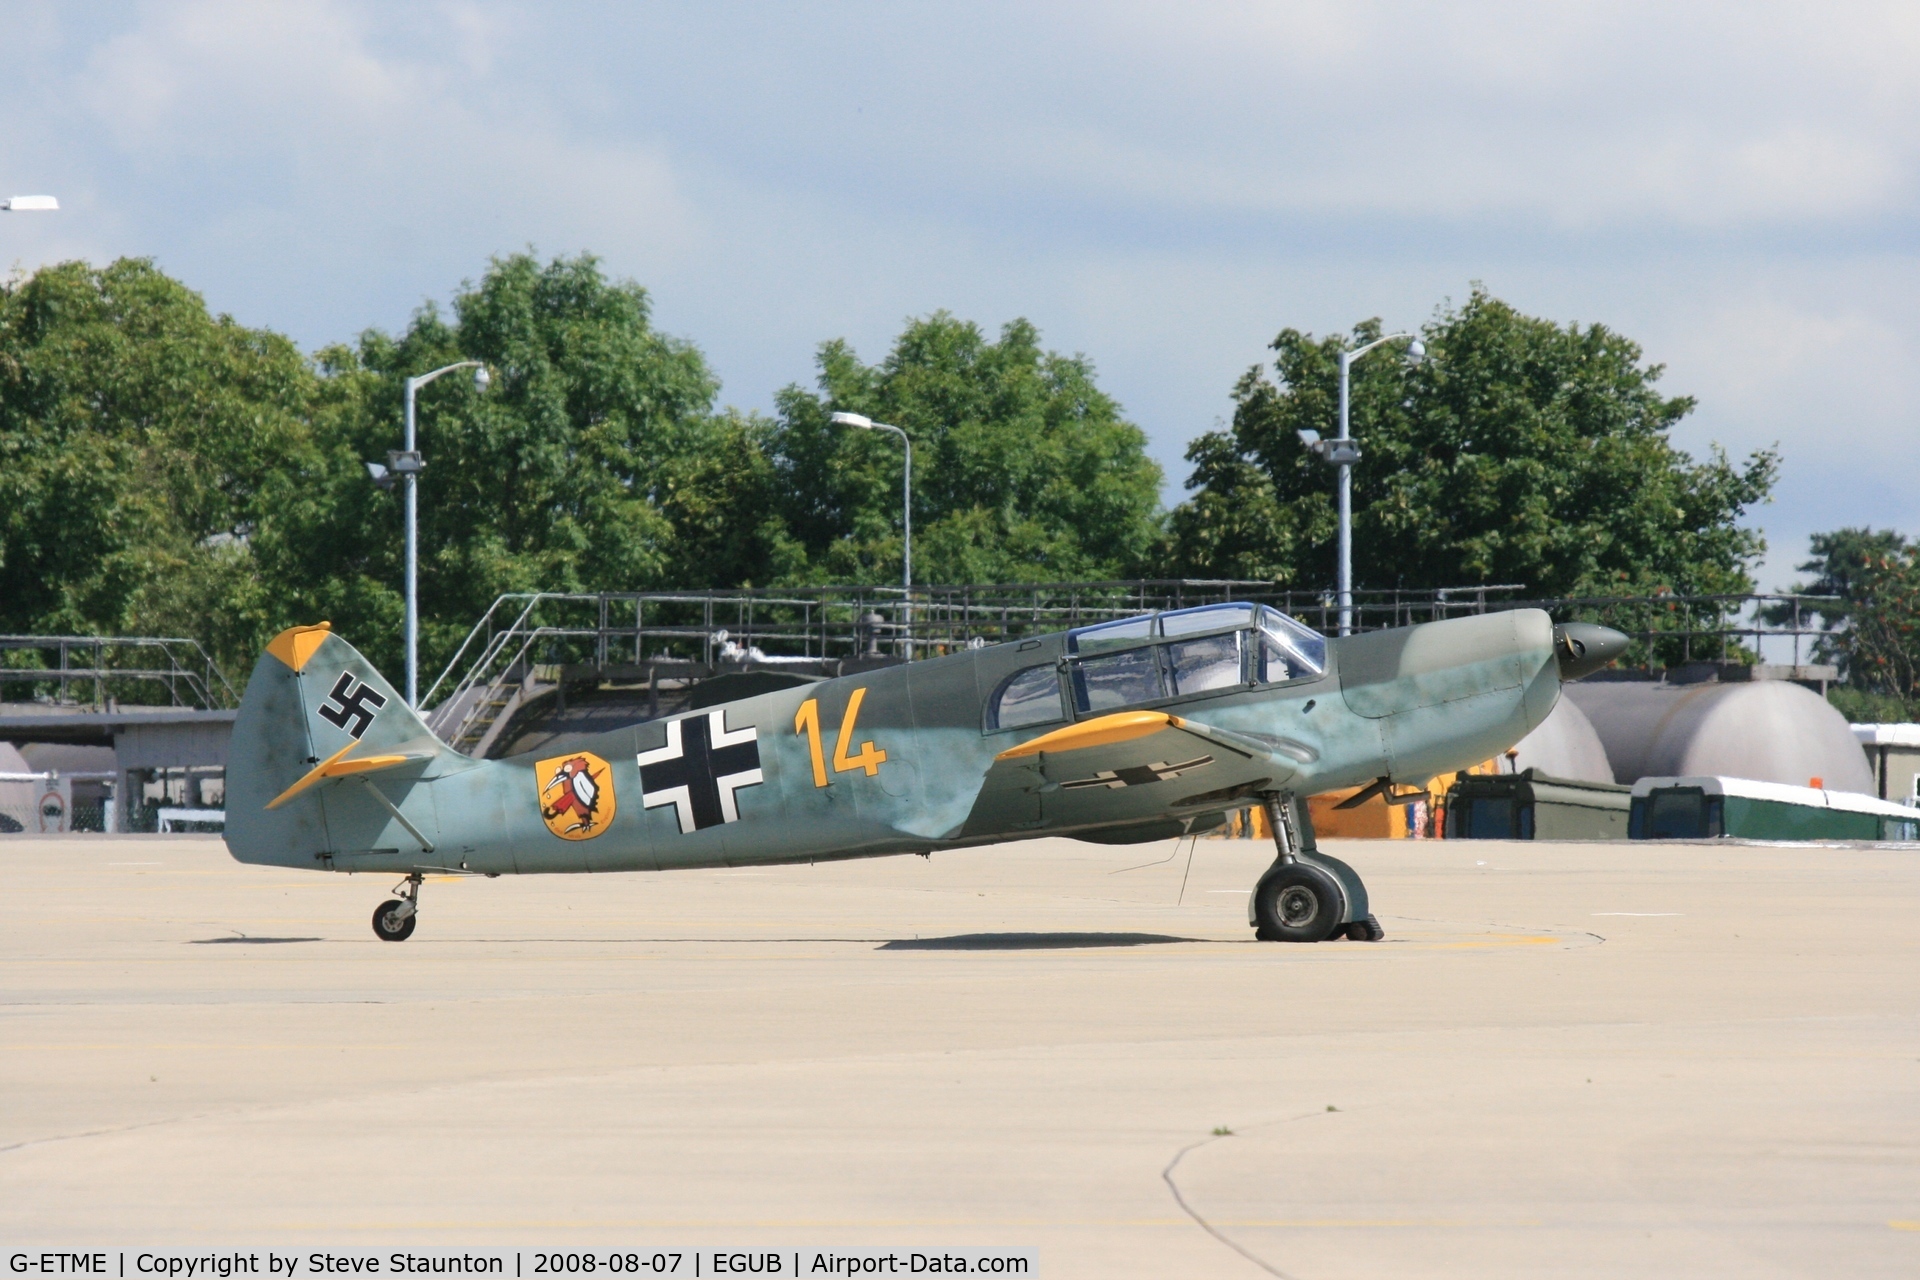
[958,710,1299,838]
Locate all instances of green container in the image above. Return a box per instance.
[1629,776,1919,841]
[1444,769,1632,840]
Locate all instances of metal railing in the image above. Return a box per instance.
[416,582,1547,750]
[0,636,239,709]
[1501,592,1843,672]
[420,584,1852,745]
[422,581,1536,697]
[0,588,1854,761]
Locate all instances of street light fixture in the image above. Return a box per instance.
[3,195,59,212]
[831,410,914,656]
[829,411,912,593]
[376,360,491,708]
[1303,333,1425,636]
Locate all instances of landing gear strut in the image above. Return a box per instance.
[1250,793,1383,943]
[372,873,422,942]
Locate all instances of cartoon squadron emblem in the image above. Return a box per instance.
[536,750,617,840]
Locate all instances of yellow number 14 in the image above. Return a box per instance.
[794,688,888,788]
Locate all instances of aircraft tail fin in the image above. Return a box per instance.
[224,623,457,867]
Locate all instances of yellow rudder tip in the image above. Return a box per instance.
[265,621,333,672]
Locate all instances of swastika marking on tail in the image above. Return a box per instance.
[317,672,388,738]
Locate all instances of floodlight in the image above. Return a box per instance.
[364,461,395,490]
[828,411,911,591]
[2,195,58,212]
[1297,429,1322,447]
[1407,339,1426,360]
[473,366,491,392]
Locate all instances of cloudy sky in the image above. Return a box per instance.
[5,1,1917,592]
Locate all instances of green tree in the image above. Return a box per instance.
[0,258,316,676]
[769,313,1164,584]
[654,410,810,590]
[1163,289,1778,596]
[1779,527,1909,611]
[269,251,732,678]
[1772,528,1920,716]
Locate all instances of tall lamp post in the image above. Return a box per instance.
[830,412,912,653]
[1297,333,1424,636]
[367,361,490,707]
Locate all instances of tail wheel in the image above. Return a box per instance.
[1251,862,1345,943]
[372,899,416,942]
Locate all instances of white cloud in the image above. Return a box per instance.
[4,0,696,335]
[646,1,1920,231]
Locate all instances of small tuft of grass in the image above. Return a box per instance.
[1211,1125,1233,1136]
[1325,1104,1339,1112]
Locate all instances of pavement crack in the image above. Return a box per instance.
[1162,1109,1325,1280]
[0,1110,220,1157]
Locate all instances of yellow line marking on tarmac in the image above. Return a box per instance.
[1438,935,1558,948]
[1891,1220,1920,1230]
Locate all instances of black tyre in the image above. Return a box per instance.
[372,899,416,942]
[1251,862,1346,943]
[1344,915,1385,942]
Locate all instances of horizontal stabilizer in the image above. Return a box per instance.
[266,740,434,810]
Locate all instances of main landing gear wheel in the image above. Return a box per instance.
[1248,792,1380,943]
[371,873,423,942]
[1251,861,1346,943]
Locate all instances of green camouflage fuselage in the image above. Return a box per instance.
[225,608,1563,877]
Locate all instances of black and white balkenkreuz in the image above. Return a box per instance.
[636,709,763,834]
[1060,755,1213,790]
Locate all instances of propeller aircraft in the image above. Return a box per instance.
[224,603,1626,942]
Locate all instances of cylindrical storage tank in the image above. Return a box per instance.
[1562,679,1874,794]
[0,741,34,831]
[1508,695,1613,784]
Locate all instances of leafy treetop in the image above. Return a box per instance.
[769,313,1165,585]
[1163,289,1777,598]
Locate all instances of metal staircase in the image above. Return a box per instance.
[421,595,582,756]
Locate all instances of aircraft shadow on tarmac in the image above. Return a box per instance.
[189,935,324,945]
[879,931,1199,950]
